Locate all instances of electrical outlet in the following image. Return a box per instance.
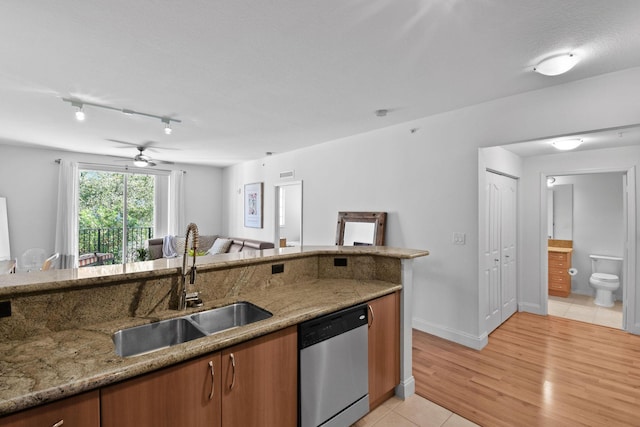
[453,232,466,245]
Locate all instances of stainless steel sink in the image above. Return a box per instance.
[113,302,272,357]
[113,317,206,357]
[190,301,272,335]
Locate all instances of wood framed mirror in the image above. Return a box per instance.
[335,212,387,246]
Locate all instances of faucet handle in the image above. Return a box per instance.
[189,265,197,284]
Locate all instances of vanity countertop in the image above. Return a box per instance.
[548,247,573,253]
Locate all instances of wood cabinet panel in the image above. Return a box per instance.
[548,250,572,297]
[368,292,400,410]
[0,391,99,427]
[221,326,297,427]
[101,353,221,427]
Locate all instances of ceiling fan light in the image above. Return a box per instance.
[133,159,148,167]
[533,53,579,76]
[164,123,172,135]
[551,139,583,150]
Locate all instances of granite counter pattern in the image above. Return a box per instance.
[0,278,401,416]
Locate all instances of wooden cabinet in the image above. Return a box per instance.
[548,249,572,297]
[221,326,297,427]
[367,292,400,410]
[0,391,99,427]
[101,353,221,427]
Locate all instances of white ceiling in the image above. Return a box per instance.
[2,0,640,167]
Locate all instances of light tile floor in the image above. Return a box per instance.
[548,293,623,328]
[352,395,479,427]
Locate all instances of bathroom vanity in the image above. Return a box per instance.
[0,246,427,425]
[548,241,573,297]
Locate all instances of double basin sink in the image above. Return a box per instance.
[113,302,272,357]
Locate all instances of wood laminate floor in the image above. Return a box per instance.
[413,312,640,427]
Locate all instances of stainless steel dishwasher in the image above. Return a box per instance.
[299,303,369,427]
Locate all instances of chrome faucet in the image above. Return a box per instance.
[179,222,202,310]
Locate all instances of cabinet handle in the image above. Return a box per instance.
[208,360,215,400]
[368,304,374,328]
[52,421,64,427]
[229,353,236,390]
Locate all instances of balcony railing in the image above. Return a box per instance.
[79,226,153,264]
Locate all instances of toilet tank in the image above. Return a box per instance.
[590,254,623,276]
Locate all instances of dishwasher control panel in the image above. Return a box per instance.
[299,304,368,349]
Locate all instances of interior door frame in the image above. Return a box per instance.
[538,167,637,333]
[273,180,303,248]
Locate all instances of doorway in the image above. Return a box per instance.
[482,171,518,334]
[274,181,303,247]
[545,172,626,329]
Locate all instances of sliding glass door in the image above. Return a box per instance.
[78,169,156,264]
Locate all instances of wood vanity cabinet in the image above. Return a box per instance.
[101,353,222,427]
[367,292,400,410]
[0,390,99,427]
[221,326,297,427]
[548,250,572,297]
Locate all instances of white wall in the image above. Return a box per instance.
[0,144,224,261]
[552,173,624,298]
[223,66,640,348]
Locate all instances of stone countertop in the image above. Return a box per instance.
[0,277,401,416]
[548,247,573,253]
[0,245,428,297]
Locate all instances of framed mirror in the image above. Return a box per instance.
[335,212,387,246]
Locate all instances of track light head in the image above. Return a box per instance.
[162,117,172,135]
[71,101,85,121]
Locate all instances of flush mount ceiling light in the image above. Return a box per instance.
[551,138,583,150]
[533,53,579,76]
[62,98,181,134]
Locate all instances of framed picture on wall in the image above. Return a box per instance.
[244,182,264,228]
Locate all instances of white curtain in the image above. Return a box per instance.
[168,170,185,236]
[54,160,79,269]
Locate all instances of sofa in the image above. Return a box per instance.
[146,235,275,260]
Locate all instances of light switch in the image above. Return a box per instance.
[453,232,466,245]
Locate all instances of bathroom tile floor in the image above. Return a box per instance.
[352,395,479,427]
[548,293,623,328]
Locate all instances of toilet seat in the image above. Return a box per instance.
[591,273,619,282]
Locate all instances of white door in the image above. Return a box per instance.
[483,171,518,333]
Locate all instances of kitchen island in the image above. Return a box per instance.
[0,245,428,420]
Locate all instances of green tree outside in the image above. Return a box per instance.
[79,171,155,263]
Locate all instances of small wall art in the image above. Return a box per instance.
[244,182,264,228]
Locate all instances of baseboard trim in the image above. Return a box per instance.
[518,302,543,316]
[413,318,487,350]
[394,376,415,400]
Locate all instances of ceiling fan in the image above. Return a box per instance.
[108,139,175,168]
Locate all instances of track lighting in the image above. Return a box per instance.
[71,101,85,121]
[62,98,181,134]
[162,118,172,135]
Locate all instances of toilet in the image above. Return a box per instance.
[589,254,623,307]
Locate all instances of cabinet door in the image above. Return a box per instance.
[368,292,400,410]
[221,326,297,427]
[101,353,221,427]
[0,390,99,427]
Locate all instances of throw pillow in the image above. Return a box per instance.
[207,238,233,255]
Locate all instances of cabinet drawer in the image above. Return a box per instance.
[549,267,568,276]
[549,273,569,284]
[548,252,568,261]
[549,259,569,269]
